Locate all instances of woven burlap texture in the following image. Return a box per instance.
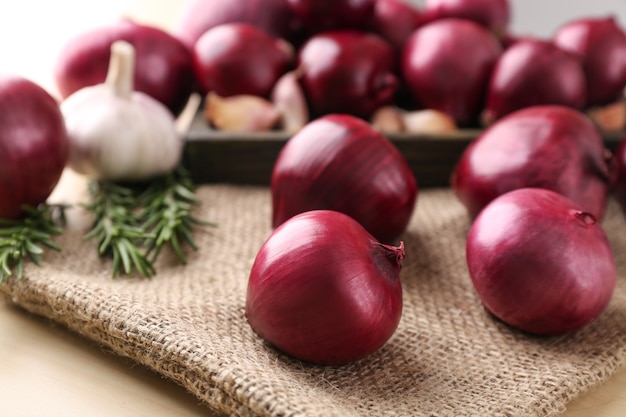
[2,185,626,417]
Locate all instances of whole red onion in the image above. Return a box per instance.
[482,38,587,123]
[287,0,375,35]
[272,114,417,243]
[401,18,502,126]
[172,0,297,49]
[369,0,424,50]
[452,105,613,220]
[54,19,195,116]
[423,0,510,35]
[553,16,626,107]
[0,76,69,219]
[246,209,404,365]
[192,23,294,98]
[297,30,398,119]
[466,187,615,335]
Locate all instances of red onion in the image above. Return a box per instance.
[553,16,626,107]
[54,19,195,116]
[287,0,375,35]
[297,30,398,120]
[0,76,69,219]
[482,38,587,123]
[401,18,502,126]
[452,105,613,220]
[423,0,510,35]
[272,114,417,243]
[192,23,294,98]
[246,209,404,365]
[612,135,626,213]
[369,0,424,50]
[172,0,297,49]
[466,187,616,335]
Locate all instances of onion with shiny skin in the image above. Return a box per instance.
[246,209,404,365]
[192,23,294,98]
[0,76,69,219]
[271,114,417,243]
[423,0,510,35]
[54,19,195,116]
[553,16,626,107]
[401,18,502,126]
[482,38,587,123]
[452,105,613,220]
[466,187,615,335]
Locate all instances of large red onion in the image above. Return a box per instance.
[0,76,69,219]
[192,23,294,98]
[297,30,398,120]
[466,187,615,335]
[54,19,195,116]
[271,114,417,244]
[401,18,502,126]
[287,0,375,35]
[369,0,424,50]
[482,38,587,123]
[452,105,613,220]
[553,16,626,107]
[172,0,297,49]
[423,0,510,35]
[246,209,404,365]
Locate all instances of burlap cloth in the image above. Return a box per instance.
[2,184,626,417]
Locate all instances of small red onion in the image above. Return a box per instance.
[287,0,375,35]
[553,16,626,107]
[0,76,69,219]
[466,187,616,335]
[482,38,587,123]
[54,19,195,116]
[452,105,614,220]
[192,23,294,98]
[369,0,424,50]
[423,0,510,35]
[271,114,417,243]
[401,18,502,126]
[297,30,398,120]
[246,209,404,365]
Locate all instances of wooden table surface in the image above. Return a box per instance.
[2,1,626,415]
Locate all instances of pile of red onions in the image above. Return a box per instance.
[466,187,616,335]
[0,76,69,219]
[246,209,404,365]
[271,114,417,243]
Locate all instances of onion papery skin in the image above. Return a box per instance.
[271,114,417,244]
[452,105,613,220]
[423,0,510,35]
[483,38,587,123]
[192,23,294,98]
[466,188,616,335]
[553,16,626,108]
[401,18,502,126]
[0,76,69,219]
[246,210,404,365]
[54,19,195,116]
[297,30,398,120]
[287,0,375,35]
[369,0,424,51]
[172,0,297,49]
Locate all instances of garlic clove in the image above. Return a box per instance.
[370,105,406,133]
[270,69,310,133]
[402,109,457,134]
[204,91,281,132]
[586,100,626,132]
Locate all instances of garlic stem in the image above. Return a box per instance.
[105,40,135,99]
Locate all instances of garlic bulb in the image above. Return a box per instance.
[61,40,183,181]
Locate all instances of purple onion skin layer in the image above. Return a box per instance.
[297,30,399,120]
[466,188,616,335]
[0,76,69,219]
[54,19,196,116]
[271,114,418,244]
[401,18,502,126]
[246,210,404,365]
[554,16,626,107]
[423,0,510,35]
[452,105,613,220]
[483,38,587,123]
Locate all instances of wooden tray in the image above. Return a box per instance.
[183,112,625,188]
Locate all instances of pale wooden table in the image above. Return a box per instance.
[2,1,626,415]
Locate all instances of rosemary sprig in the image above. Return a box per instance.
[0,204,66,284]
